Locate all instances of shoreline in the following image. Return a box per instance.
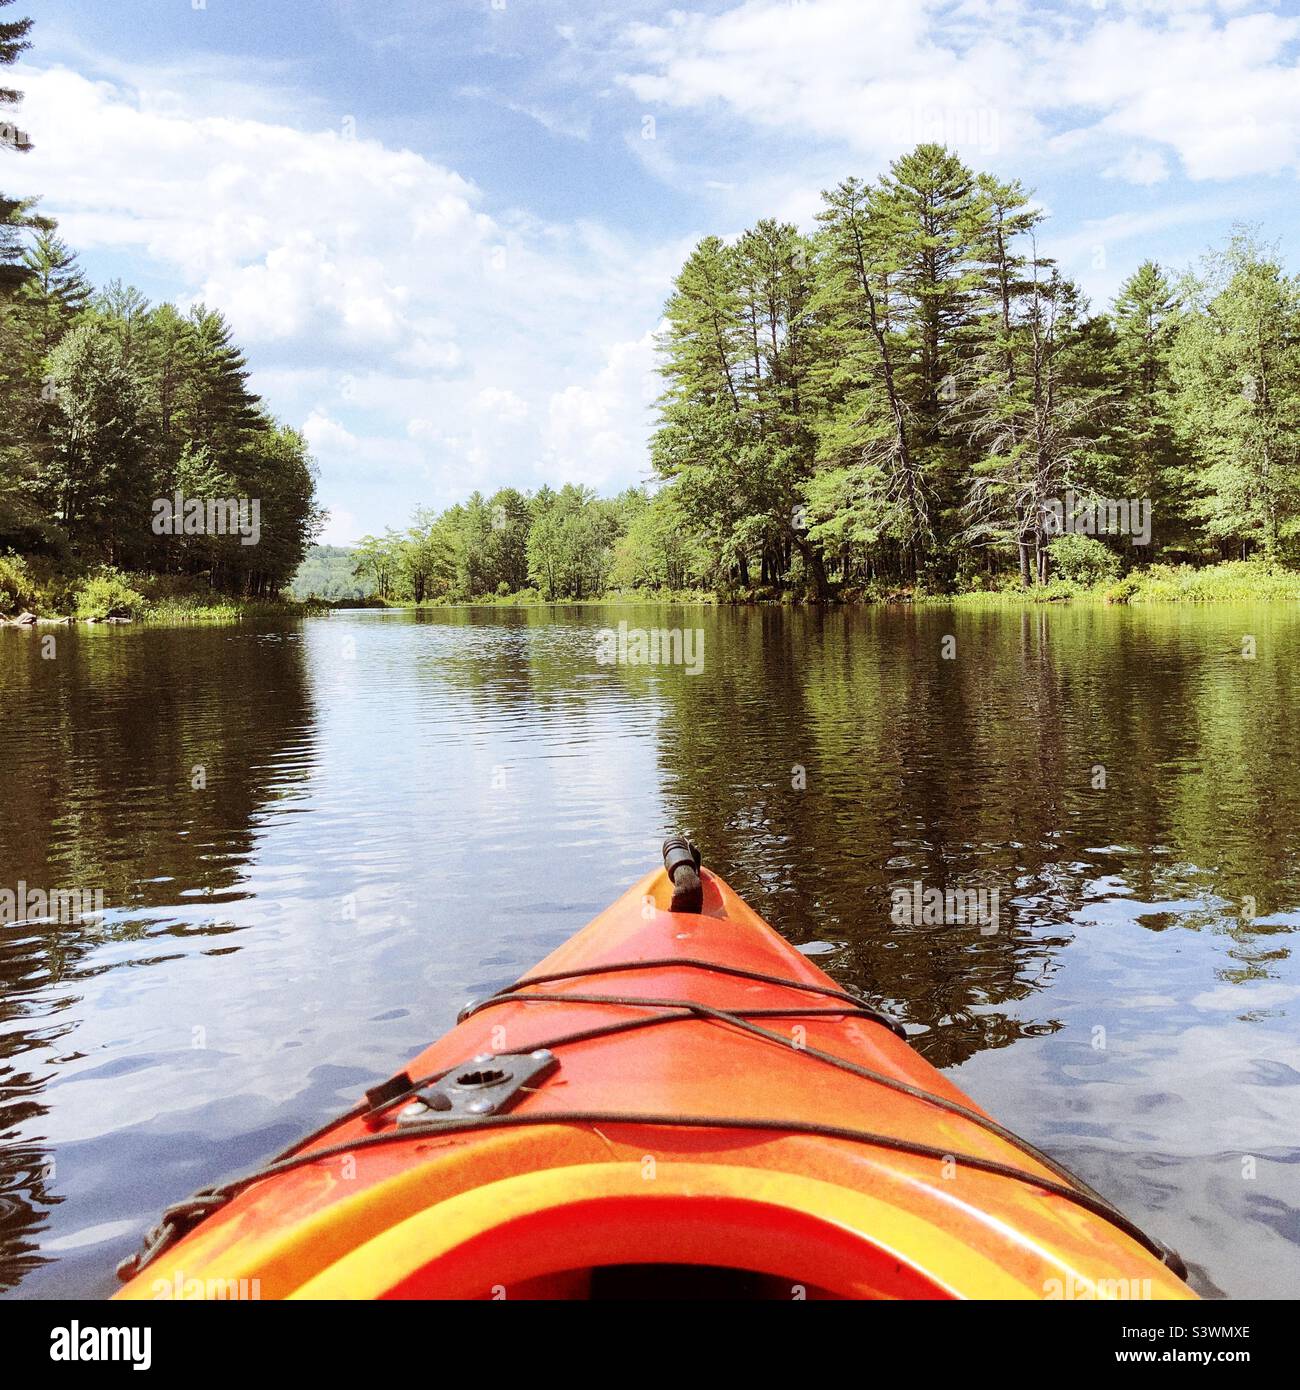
[0,598,323,628]
[310,561,1300,614]
[6,590,1297,628]
[6,561,1300,628]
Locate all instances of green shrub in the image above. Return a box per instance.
[0,554,38,615]
[1104,560,1300,604]
[73,569,146,621]
[1103,573,1142,605]
[1047,535,1122,586]
[1032,577,1079,602]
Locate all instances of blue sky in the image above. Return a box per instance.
[9,0,1300,543]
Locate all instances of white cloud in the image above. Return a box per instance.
[473,387,529,421]
[1041,196,1253,301]
[19,66,487,363]
[1103,147,1172,186]
[543,328,661,491]
[1061,12,1300,179]
[318,506,358,547]
[619,0,1300,181]
[302,411,431,487]
[622,1,1043,166]
[14,61,676,538]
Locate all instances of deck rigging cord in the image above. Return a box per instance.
[119,953,1188,1282]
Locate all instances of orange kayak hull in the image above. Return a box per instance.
[116,868,1193,1300]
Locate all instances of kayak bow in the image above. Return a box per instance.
[116,844,1193,1301]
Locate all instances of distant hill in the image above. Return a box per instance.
[288,545,375,601]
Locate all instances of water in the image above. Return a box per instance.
[1,603,1297,1299]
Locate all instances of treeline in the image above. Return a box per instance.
[651,144,1300,596]
[349,484,680,603]
[346,142,1300,606]
[0,5,322,598]
[289,544,374,602]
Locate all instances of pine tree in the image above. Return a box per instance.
[0,3,34,292]
[876,144,980,425]
[0,0,31,109]
[0,189,33,290]
[959,176,1045,581]
[19,226,92,356]
[485,486,532,592]
[734,218,823,591]
[1111,261,1183,552]
[1171,233,1300,560]
[874,146,983,575]
[140,303,196,475]
[810,175,933,577]
[93,280,153,363]
[176,305,266,474]
[0,292,40,540]
[959,268,1108,583]
[38,322,152,557]
[0,0,37,539]
[652,236,757,586]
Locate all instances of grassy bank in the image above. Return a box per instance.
[139,594,323,624]
[10,555,1300,625]
[1,556,320,625]
[406,587,721,610]
[932,561,1300,607]
[349,564,1300,611]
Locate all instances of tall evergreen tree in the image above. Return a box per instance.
[874,144,982,569]
[93,280,153,364]
[0,2,34,292]
[0,291,40,541]
[1111,261,1183,552]
[959,268,1108,583]
[960,176,1045,581]
[734,218,823,591]
[810,175,933,576]
[140,303,196,475]
[1171,233,1300,560]
[19,226,92,356]
[877,144,979,424]
[37,322,152,557]
[652,236,757,586]
[485,486,533,592]
[0,0,31,109]
[175,305,266,473]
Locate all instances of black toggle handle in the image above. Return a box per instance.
[662,836,703,913]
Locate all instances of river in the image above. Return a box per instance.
[1,602,1297,1298]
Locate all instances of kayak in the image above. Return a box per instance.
[115,840,1194,1300]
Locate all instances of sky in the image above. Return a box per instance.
[7,0,1300,544]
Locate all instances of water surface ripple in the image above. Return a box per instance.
[1,603,1297,1298]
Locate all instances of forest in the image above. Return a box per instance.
[343,143,1300,606]
[0,4,322,620]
